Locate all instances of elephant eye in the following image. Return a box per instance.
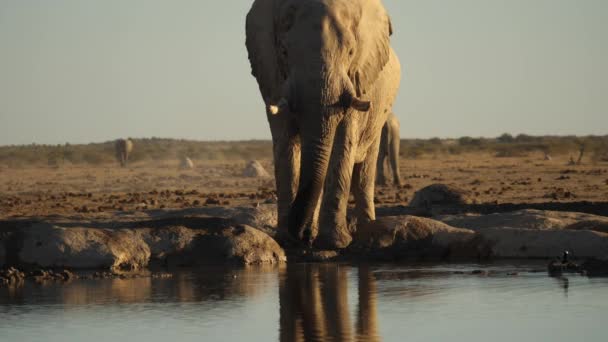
[349,49,354,56]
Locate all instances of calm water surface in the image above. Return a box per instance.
[1,263,607,342]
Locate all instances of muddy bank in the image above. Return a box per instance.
[2,206,608,274]
[0,206,284,270]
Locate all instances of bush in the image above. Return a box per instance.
[497,133,515,143]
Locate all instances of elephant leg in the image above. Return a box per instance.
[356,265,379,342]
[278,266,299,342]
[300,265,328,341]
[387,129,401,186]
[269,116,301,239]
[352,137,381,224]
[280,264,326,342]
[316,120,357,249]
[375,125,388,186]
[319,264,353,341]
[308,188,323,243]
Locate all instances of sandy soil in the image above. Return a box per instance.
[1,153,607,220]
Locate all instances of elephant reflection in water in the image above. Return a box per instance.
[279,264,379,342]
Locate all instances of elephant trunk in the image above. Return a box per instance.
[288,127,335,244]
[286,72,368,244]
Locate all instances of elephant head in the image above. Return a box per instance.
[247,0,393,243]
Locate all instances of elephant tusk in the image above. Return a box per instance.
[268,98,290,115]
[269,105,280,115]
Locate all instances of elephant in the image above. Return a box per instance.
[279,264,379,342]
[246,0,401,248]
[115,138,133,167]
[376,112,402,186]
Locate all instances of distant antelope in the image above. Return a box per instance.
[115,138,134,167]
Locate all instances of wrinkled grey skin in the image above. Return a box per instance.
[115,138,133,167]
[246,0,401,249]
[376,112,402,186]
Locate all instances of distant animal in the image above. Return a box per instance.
[376,113,402,186]
[547,250,581,275]
[180,157,194,170]
[115,138,133,167]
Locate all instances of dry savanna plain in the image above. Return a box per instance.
[1,137,607,221]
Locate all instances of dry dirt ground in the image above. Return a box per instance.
[1,153,607,220]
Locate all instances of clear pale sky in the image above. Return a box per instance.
[0,0,606,145]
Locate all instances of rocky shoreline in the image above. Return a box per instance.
[2,203,608,288]
[0,266,174,288]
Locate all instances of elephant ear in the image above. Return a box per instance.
[349,2,392,97]
[246,0,284,104]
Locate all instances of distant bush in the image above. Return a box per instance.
[458,136,483,147]
[1,135,607,166]
[497,133,515,143]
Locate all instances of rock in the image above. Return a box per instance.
[204,198,221,205]
[212,224,285,265]
[9,216,284,270]
[144,226,200,262]
[18,223,151,270]
[564,220,608,234]
[438,209,608,233]
[350,216,482,260]
[0,267,25,287]
[151,224,285,266]
[436,210,608,260]
[242,160,270,178]
[409,184,473,208]
[151,272,173,279]
[581,258,608,276]
[475,227,608,259]
[180,157,195,170]
[0,243,5,267]
[229,205,277,231]
[351,212,608,260]
[28,268,77,283]
[309,250,340,262]
[161,205,278,233]
[30,269,47,277]
[294,250,341,263]
[547,261,581,275]
[60,269,76,281]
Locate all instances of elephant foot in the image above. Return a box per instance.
[275,229,302,248]
[314,224,353,250]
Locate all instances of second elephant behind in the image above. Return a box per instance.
[376,113,402,187]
